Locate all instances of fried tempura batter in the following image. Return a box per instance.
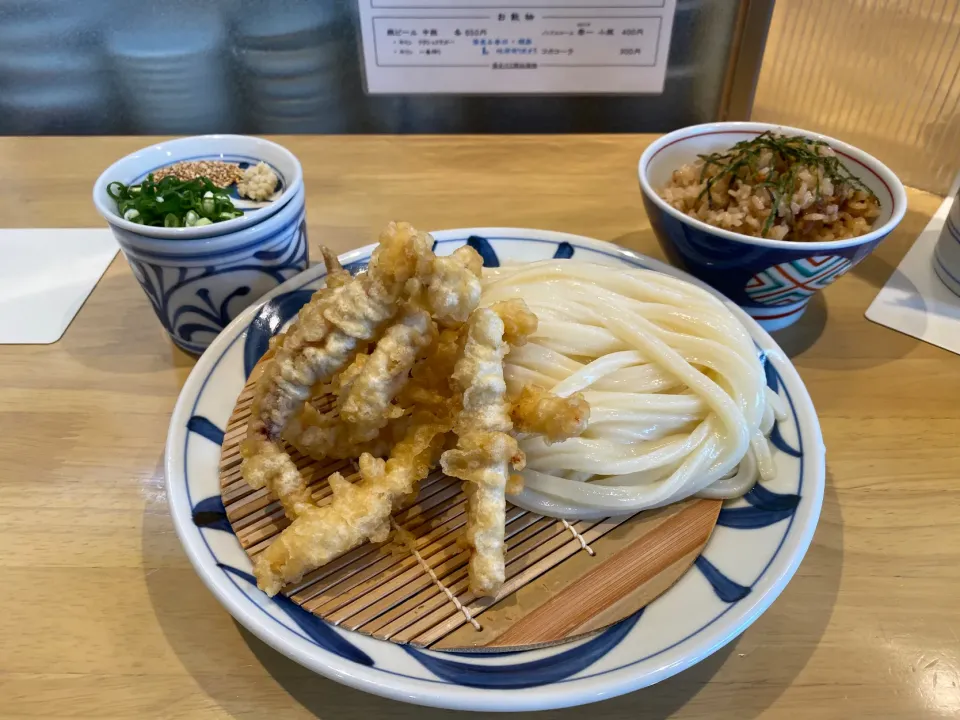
[339,305,438,444]
[250,222,428,441]
[254,411,450,596]
[283,398,409,461]
[267,248,354,357]
[242,444,316,521]
[488,298,539,347]
[242,222,430,511]
[330,353,368,396]
[241,226,558,602]
[510,386,590,444]
[419,246,483,326]
[321,246,352,290]
[440,301,538,597]
[396,327,464,417]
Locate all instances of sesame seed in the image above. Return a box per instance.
[151,160,245,188]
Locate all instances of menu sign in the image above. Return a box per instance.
[358,0,676,94]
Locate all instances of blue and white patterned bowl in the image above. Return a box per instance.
[92,134,303,240]
[165,229,825,711]
[116,182,308,354]
[639,122,907,331]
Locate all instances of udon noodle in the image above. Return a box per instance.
[480,260,787,519]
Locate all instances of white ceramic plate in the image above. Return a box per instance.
[165,228,825,712]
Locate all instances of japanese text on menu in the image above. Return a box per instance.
[358,0,676,94]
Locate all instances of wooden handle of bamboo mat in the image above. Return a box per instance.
[486,499,721,648]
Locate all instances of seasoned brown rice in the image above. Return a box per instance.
[658,134,882,242]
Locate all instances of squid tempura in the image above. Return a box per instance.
[440,300,538,596]
[339,305,437,444]
[254,411,450,596]
[236,222,594,614]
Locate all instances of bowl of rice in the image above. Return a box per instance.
[639,122,906,330]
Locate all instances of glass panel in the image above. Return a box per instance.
[0,0,746,135]
[753,0,960,195]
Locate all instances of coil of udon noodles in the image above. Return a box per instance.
[480,260,788,519]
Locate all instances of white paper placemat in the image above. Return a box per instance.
[0,229,119,344]
[865,176,960,356]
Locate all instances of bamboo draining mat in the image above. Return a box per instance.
[219,366,722,651]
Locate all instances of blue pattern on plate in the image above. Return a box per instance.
[242,289,316,378]
[691,356,801,599]
[187,416,231,531]
[716,503,797,529]
[344,259,369,275]
[717,482,802,528]
[191,496,233,533]
[694,556,751,602]
[763,352,779,391]
[743,483,802,512]
[697,351,802,596]
[405,611,643,689]
[128,217,308,353]
[760,355,802,457]
[553,241,575,259]
[182,234,809,690]
[186,415,225,446]
[769,423,802,458]
[218,564,375,667]
[186,413,374,668]
[467,235,500,267]
[715,354,803,530]
[439,647,533,658]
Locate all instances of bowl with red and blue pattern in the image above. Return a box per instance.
[639,122,906,331]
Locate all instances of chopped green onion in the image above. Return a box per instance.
[107,174,244,230]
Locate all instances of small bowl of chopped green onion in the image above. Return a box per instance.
[93,134,301,240]
[92,135,308,353]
